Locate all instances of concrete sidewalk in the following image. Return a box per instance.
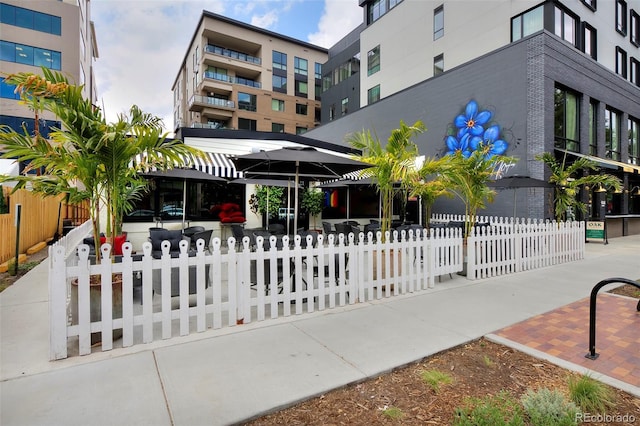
[1,235,638,425]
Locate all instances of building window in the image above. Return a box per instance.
[631,57,640,86]
[580,0,597,11]
[237,92,256,112]
[294,57,308,76]
[589,100,598,156]
[273,50,287,70]
[605,107,621,161]
[367,0,386,24]
[554,5,577,46]
[616,0,627,35]
[315,62,322,80]
[629,117,639,165]
[271,99,285,112]
[511,5,544,41]
[341,97,348,116]
[0,41,61,70]
[272,75,287,93]
[296,103,308,115]
[616,46,627,78]
[294,80,308,98]
[554,86,580,152]
[272,123,284,133]
[329,105,335,121]
[0,3,61,35]
[296,126,307,135]
[367,45,380,76]
[631,9,639,46]
[0,115,59,137]
[368,85,381,105]
[582,23,597,59]
[434,5,444,40]
[433,54,444,75]
[0,78,20,100]
[238,118,257,131]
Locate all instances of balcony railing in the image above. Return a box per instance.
[201,72,261,89]
[188,95,235,109]
[205,44,261,65]
[190,122,234,130]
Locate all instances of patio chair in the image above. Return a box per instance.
[190,229,213,251]
[322,221,335,236]
[268,223,286,235]
[334,222,352,236]
[182,225,205,238]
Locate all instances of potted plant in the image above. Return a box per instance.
[536,152,621,221]
[249,185,285,226]
[301,188,324,231]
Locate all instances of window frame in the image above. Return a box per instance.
[237,92,257,112]
[272,50,287,71]
[272,75,287,93]
[582,22,597,59]
[616,46,628,78]
[554,86,581,153]
[294,57,308,76]
[628,117,639,165]
[367,84,381,105]
[580,0,597,12]
[631,57,640,86]
[511,4,544,42]
[631,9,639,46]
[616,0,628,36]
[605,107,621,161]
[271,99,285,112]
[589,100,598,156]
[433,54,444,75]
[367,45,380,76]
[295,103,308,116]
[554,5,578,47]
[433,5,444,40]
[341,97,348,116]
[271,123,285,133]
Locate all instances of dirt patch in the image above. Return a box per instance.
[245,338,639,425]
[0,248,49,292]
[608,284,640,299]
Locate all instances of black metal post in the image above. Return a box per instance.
[585,277,640,360]
[13,204,22,275]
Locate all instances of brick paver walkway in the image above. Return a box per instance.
[495,293,640,388]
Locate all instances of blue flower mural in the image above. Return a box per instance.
[445,100,509,159]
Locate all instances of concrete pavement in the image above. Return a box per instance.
[1,235,639,425]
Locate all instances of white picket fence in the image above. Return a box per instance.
[48,216,584,360]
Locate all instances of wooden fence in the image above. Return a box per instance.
[0,187,90,264]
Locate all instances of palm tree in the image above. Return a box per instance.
[439,145,517,237]
[536,152,622,221]
[0,68,203,254]
[347,120,424,239]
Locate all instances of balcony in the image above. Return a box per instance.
[188,95,235,112]
[203,44,261,78]
[199,72,261,93]
[205,44,261,65]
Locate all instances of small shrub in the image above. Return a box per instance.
[567,374,615,413]
[453,390,525,426]
[521,387,579,426]
[420,369,453,393]
[483,355,494,367]
[7,259,17,276]
[381,406,403,420]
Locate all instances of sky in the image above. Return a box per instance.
[91,0,363,134]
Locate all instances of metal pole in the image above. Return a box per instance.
[13,204,22,274]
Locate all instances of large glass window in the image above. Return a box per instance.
[554,5,577,46]
[605,107,621,161]
[238,118,257,131]
[0,41,61,70]
[272,123,284,133]
[434,5,444,40]
[582,22,597,59]
[272,75,287,93]
[589,100,598,155]
[368,85,381,105]
[294,80,308,98]
[295,103,308,115]
[0,78,20,100]
[315,62,322,80]
[237,92,256,112]
[629,117,639,165]
[272,50,287,70]
[511,5,544,41]
[271,99,284,112]
[368,0,387,24]
[631,57,640,86]
[554,86,580,152]
[341,97,348,116]
[0,3,61,35]
[367,45,380,76]
[631,9,639,46]
[616,0,628,35]
[294,57,308,76]
[433,54,444,75]
[616,46,628,78]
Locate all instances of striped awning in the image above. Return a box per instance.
[189,152,241,179]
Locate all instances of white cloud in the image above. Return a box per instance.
[308,0,362,48]
[250,10,279,29]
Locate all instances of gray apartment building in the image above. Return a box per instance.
[311,0,640,236]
